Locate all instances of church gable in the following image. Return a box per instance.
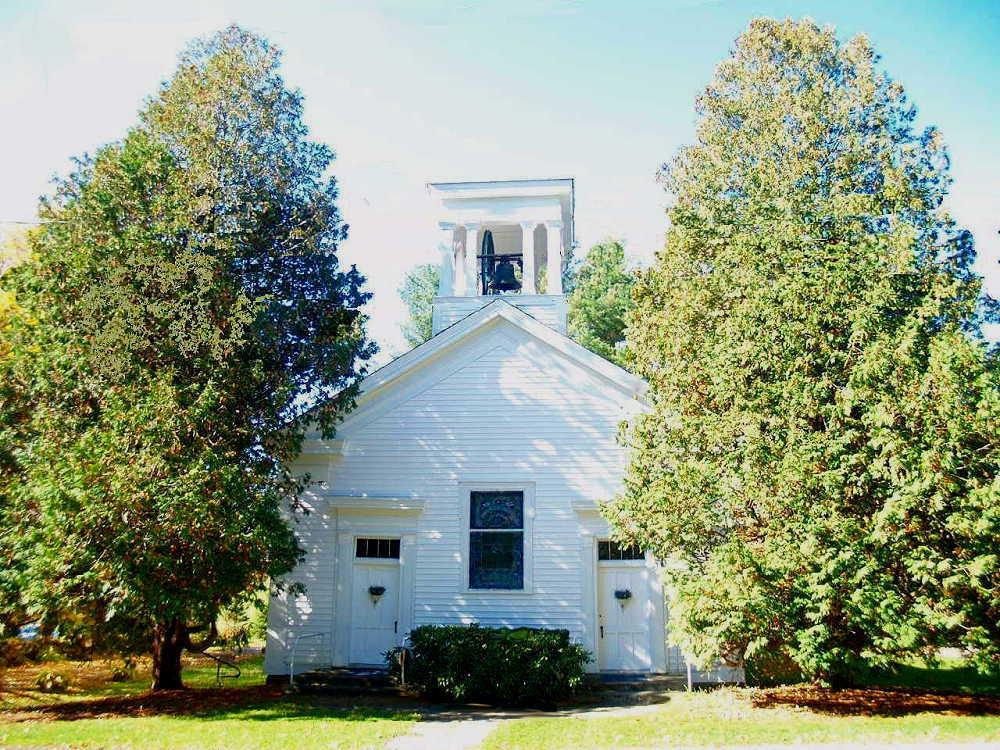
[338,301,645,439]
[332,311,644,446]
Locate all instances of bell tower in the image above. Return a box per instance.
[428,178,573,336]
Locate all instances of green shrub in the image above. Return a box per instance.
[389,624,590,707]
[34,670,69,693]
[110,657,137,682]
[0,637,68,667]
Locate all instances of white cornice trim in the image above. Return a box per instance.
[326,496,426,513]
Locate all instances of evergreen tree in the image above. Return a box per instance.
[0,27,374,689]
[610,19,998,685]
[398,263,439,348]
[567,240,634,367]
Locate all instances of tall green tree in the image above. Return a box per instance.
[0,27,374,689]
[0,227,30,639]
[567,240,634,367]
[610,19,998,685]
[398,263,439,348]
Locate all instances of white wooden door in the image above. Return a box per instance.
[349,562,401,665]
[598,564,652,671]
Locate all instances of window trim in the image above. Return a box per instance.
[459,482,534,594]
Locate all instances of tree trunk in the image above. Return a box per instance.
[151,619,187,691]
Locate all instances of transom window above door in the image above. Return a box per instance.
[469,490,524,590]
[355,537,400,559]
[598,540,645,561]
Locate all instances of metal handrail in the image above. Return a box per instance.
[199,648,241,685]
[288,631,325,687]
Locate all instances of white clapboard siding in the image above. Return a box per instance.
[263,462,337,675]
[266,306,648,674]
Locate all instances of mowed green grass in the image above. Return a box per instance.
[0,703,417,750]
[482,689,1000,750]
[0,655,418,750]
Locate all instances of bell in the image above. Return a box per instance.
[492,259,519,292]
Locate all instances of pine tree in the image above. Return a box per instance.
[567,240,634,367]
[398,263,440,348]
[611,19,998,685]
[0,27,374,689]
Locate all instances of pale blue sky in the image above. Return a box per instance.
[2,0,997,356]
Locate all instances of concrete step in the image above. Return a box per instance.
[594,674,688,692]
[284,667,404,695]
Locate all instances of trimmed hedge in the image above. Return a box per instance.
[388,624,590,706]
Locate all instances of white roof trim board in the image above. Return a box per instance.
[355,299,647,410]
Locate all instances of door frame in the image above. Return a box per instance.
[331,508,420,667]
[348,549,402,666]
[596,556,651,672]
[586,534,668,674]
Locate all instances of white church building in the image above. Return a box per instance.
[264,178,719,679]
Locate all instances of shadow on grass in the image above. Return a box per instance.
[0,685,417,724]
[865,662,1000,697]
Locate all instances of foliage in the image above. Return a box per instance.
[109,658,137,683]
[744,647,804,688]
[389,624,590,706]
[611,18,999,686]
[567,240,634,366]
[0,27,374,689]
[398,263,439,348]
[0,227,31,638]
[216,592,269,651]
[33,670,69,693]
[0,637,72,669]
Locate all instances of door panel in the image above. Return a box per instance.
[349,563,401,665]
[598,565,652,671]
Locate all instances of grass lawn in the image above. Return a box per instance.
[0,655,418,750]
[483,688,1000,750]
[0,703,417,750]
[2,653,998,749]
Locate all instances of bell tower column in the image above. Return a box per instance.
[520,221,537,294]
[463,222,481,296]
[545,220,563,295]
[437,222,455,296]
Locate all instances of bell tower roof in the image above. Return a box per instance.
[426,177,574,232]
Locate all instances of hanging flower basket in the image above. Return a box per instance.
[614,589,632,601]
[369,585,386,597]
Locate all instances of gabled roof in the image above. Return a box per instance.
[353,298,647,415]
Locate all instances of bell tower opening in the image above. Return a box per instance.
[427,178,573,336]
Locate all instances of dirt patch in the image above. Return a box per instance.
[752,685,1000,717]
[0,683,284,722]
